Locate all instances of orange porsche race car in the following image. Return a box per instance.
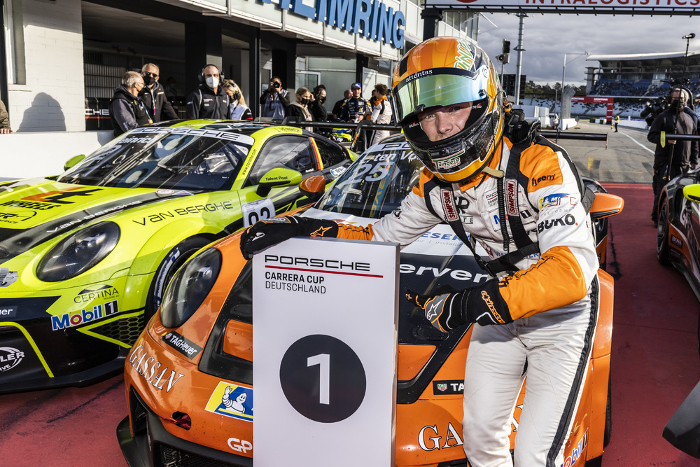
[117,136,623,467]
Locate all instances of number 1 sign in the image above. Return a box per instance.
[253,237,399,467]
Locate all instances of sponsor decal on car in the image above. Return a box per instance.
[559,429,588,467]
[0,305,18,318]
[0,199,60,211]
[50,300,119,331]
[155,189,193,197]
[0,347,24,372]
[73,285,119,303]
[418,423,464,451]
[228,438,253,454]
[671,235,683,249]
[539,193,577,210]
[129,343,185,393]
[0,270,18,288]
[22,187,102,205]
[205,381,254,422]
[537,214,577,233]
[132,201,237,225]
[330,166,347,179]
[433,380,464,395]
[399,263,490,283]
[0,209,37,223]
[162,331,202,359]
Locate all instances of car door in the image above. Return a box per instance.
[236,134,324,228]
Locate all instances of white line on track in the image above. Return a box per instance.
[619,130,654,154]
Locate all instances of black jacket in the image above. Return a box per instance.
[340,97,370,122]
[259,89,290,119]
[140,81,178,122]
[309,99,327,122]
[286,103,314,122]
[186,85,230,120]
[109,86,152,137]
[648,106,699,168]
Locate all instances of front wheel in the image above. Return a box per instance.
[657,198,670,265]
[145,236,212,319]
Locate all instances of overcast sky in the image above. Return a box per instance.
[476,13,700,86]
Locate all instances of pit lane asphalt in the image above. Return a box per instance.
[1,125,699,466]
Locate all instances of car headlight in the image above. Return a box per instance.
[160,248,221,328]
[37,221,120,282]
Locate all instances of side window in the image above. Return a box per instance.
[314,137,347,167]
[245,135,317,187]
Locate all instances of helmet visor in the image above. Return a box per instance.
[395,66,491,122]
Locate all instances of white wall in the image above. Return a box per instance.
[7,0,85,132]
[0,130,112,179]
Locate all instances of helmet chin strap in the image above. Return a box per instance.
[481,165,504,178]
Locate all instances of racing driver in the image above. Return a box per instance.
[240,37,599,467]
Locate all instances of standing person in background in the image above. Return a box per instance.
[260,76,289,119]
[186,64,230,120]
[0,98,12,134]
[369,83,393,145]
[109,71,152,137]
[139,63,178,123]
[222,80,252,120]
[614,114,620,132]
[287,87,314,132]
[332,90,351,120]
[340,83,370,123]
[309,85,328,122]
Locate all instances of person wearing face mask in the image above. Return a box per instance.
[309,84,328,122]
[260,76,290,119]
[186,64,231,120]
[648,86,698,226]
[222,80,253,120]
[138,63,178,123]
[287,87,314,132]
[109,71,153,137]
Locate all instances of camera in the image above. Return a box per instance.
[272,82,280,89]
[641,97,668,126]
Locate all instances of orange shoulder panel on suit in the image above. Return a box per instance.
[411,167,435,197]
[498,245,588,319]
[520,143,564,192]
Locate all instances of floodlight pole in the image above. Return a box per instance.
[514,13,526,105]
[560,53,567,128]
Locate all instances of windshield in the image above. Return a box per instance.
[58,127,254,191]
[315,137,423,218]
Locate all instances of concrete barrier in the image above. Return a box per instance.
[0,130,114,180]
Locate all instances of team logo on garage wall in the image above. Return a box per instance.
[205,382,254,422]
[0,347,24,372]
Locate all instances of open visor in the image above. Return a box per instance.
[394,66,491,122]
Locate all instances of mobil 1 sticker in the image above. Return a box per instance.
[243,198,275,227]
[0,306,17,318]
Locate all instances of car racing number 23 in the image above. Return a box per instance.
[242,199,275,228]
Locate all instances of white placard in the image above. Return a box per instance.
[242,198,275,227]
[253,237,399,467]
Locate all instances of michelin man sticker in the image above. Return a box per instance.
[242,198,275,227]
[205,381,254,422]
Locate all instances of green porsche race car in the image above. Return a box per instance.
[0,120,355,393]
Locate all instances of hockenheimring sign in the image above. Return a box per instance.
[424,0,700,14]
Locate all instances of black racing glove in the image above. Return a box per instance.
[406,280,513,333]
[239,216,339,260]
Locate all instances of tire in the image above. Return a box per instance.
[657,198,670,265]
[145,236,212,319]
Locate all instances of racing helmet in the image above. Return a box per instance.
[392,37,504,182]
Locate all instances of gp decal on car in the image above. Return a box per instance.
[50,300,119,331]
[539,193,578,210]
[418,423,464,451]
[0,347,24,372]
[129,343,185,393]
[73,285,119,303]
[132,201,237,225]
[559,429,588,467]
[205,381,254,422]
[228,438,252,454]
[162,331,202,359]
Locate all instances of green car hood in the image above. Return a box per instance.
[0,180,194,263]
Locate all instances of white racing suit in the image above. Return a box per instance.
[333,137,599,467]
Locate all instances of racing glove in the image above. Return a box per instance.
[406,280,513,333]
[239,216,339,260]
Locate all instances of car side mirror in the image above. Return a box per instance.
[256,168,303,197]
[299,175,326,203]
[683,184,700,203]
[64,154,86,171]
[589,193,625,220]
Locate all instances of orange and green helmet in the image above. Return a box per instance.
[392,37,504,182]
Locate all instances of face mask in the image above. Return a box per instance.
[301,98,310,105]
[206,76,219,89]
[319,97,326,104]
[143,75,155,86]
[670,100,681,111]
